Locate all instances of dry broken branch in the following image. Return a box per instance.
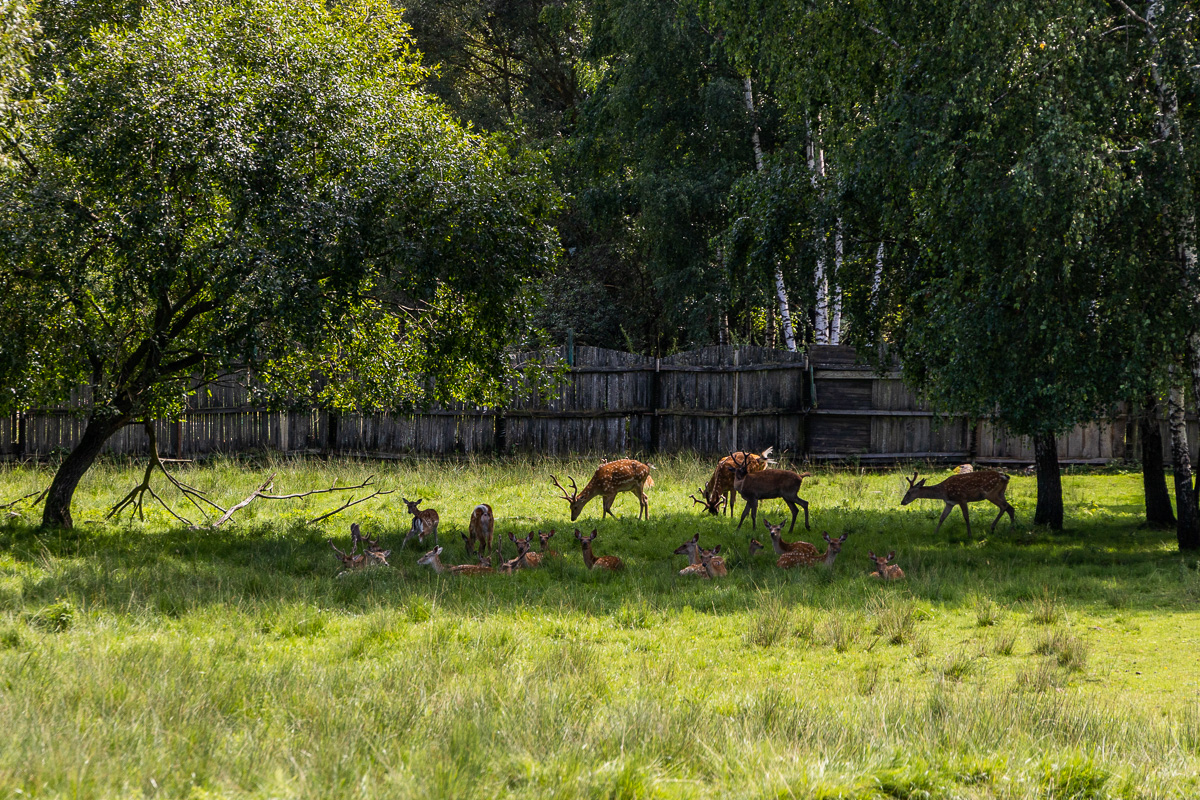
[307,488,397,525]
[259,476,377,500]
[1,490,40,511]
[107,420,224,525]
[209,473,277,528]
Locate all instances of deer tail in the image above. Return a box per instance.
[645,475,655,489]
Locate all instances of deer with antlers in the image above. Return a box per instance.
[725,451,812,533]
[868,550,905,580]
[551,458,654,521]
[777,532,847,569]
[402,497,440,548]
[574,529,624,571]
[901,470,1015,538]
[692,447,775,516]
[330,524,391,575]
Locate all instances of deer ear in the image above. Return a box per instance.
[823,532,832,543]
[509,532,517,542]
[574,530,583,540]
[868,550,876,559]
[887,550,896,561]
[435,546,443,555]
[840,534,849,542]
[712,545,721,554]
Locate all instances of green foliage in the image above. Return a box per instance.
[0,0,40,170]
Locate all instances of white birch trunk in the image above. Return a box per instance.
[808,129,829,344]
[744,76,796,351]
[873,242,885,297]
[830,221,844,344]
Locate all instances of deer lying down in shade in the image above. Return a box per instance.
[574,529,624,571]
[868,550,905,580]
[552,459,654,521]
[417,546,494,576]
[777,532,847,569]
[901,470,1015,538]
[673,534,726,578]
[763,518,819,558]
[330,523,391,575]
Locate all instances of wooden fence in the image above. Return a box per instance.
[0,344,1188,464]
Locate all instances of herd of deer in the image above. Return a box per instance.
[328,449,1017,581]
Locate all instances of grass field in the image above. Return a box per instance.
[1,455,1199,799]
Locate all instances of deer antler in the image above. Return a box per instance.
[905,471,919,489]
[550,475,579,502]
[689,488,711,507]
[730,451,748,468]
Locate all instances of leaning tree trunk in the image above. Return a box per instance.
[41,412,130,528]
[1139,395,1175,526]
[1167,383,1200,549]
[1032,433,1063,530]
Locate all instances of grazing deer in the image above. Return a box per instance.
[466,504,494,556]
[901,470,1015,538]
[417,546,494,576]
[537,529,560,558]
[551,459,654,521]
[868,550,905,580]
[574,529,624,571]
[763,518,819,558]
[777,532,847,569]
[402,498,440,548]
[695,447,775,516]
[725,452,812,532]
[508,532,542,568]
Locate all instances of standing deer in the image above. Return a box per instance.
[695,447,775,516]
[466,503,494,557]
[417,545,494,576]
[901,470,1015,538]
[868,550,905,580]
[574,528,624,571]
[402,498,440,548]
[763,518,819,558]
[777,532,847,569]
[726,452,812,532]
[551,459,654,520]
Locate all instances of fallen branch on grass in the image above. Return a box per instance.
[308,487,397,525]
[209,474,393,528]
[107,421,223,525]
[1,490,41,511]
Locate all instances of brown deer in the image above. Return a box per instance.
[466,503,494,556]
[574,528,624,571]
[698,548,728,580]
[748,538,765,558]
[402,498,440,548]
[331,526,391,574]
[696,447,774,516]
[901,470,1015,538]
[537,529,560,558]
[726,452,812,532]
[777,532,847,569]
[508,532,542,568]
[417,546,494,576]
[551,459,654,521]
[868,550,905,580]
[674,533,710,577]
[763,518,819,558]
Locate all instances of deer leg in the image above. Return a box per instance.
[991,500,1016,532]
[783,497,799,533]
[959,503,972,539]
[737,500,753,530]
[603,494,615,519]
[798,496,811,530]
[639,487,649,520]
[727,489,737,517]
[934,502,955,534]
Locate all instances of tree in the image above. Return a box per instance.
[0,0,559,528]
[0,0,40,170]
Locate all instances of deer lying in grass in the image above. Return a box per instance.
[537,529,560,558]
[726,451,812,532]
[673,534,726,578]
[575,529,624,571]
[417,545,494,576]
[748,538,764,558]
[868,550,905,580]
[901,470,1015,538]
[551,459,654,520]
[508,532,542,568]
[402,498,440,548]
[697,548,728,579]
[693,447,775,516]
[763,518,818,558]
[465,503,494,557]
[777,532,846,569]
[330,523,391,575]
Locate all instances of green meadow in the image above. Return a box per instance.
[1,456,1198,799]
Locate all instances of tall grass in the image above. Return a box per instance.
[0,456,1197,798]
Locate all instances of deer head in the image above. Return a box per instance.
[403,497,424,515]
[901,472,925,505]
[417,545,443,567]
[749,538,764,557]
[551,475,585,520]
[690,488,724,515]
[822,531,849,557]
[538,529,557,551]
[673,532,700,557]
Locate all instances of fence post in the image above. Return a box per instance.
[14,412,24,460]
[649,357,661,452]
[731,348,739,453]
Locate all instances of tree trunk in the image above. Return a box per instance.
[743,76,797,352]
[1032,433,1063,530]
[1139,396,1175,526]
[41,412,129,528]
[1168,383,1200,549]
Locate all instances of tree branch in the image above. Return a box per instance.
[307,488,397,525]
[1113,0,1149,26]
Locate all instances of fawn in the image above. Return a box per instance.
[697,548,727,579]
[330,523,391,574]
[537,529,560,558]
[466,504,494,556]
[402,498,440,548]
[748,538,764,558]
[552,459,654,520]
[777,532,847,569]
[726,451,812,532]
[508,532,542,568]
[674,533,706,577]
[868,550,905,580]
[574,529,624,570]
[692,447,774,516]
[763,518,819,558]
[901,470,1015,537]
[417,545,494,576]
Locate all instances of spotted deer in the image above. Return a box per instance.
[417,545,494,576]
[777,532,847,569]
[674,533,715,577]
[537,529,560,558]
[698,547,728,580]
[329,538,391,574]
[868,550,905,580]
[696,447,774,516]
[763,518,819,558]
[901,470,1015,538]
[466,503,494,556]
[726,452,812,532]
[574,528,624,571]
[508,532,542,568]
[402,498,440,548]
[551,459,654,521]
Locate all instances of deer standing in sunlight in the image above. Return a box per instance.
[694,447,775,516]
[725,451,812,532]
[551,459,654,520]
[901,470,1015,538]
